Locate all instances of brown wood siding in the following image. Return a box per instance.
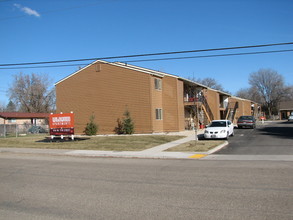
[204,89,220,120]
[56,63,152,134]
[229,97,252,123]
[162,76,184,132]
[177,80,185,131]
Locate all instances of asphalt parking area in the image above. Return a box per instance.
[214,121,293,155]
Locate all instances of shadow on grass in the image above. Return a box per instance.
[36,137,90,143]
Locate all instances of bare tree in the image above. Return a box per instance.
[197,77,224,90]
[0,101,5,112]
[188,76,229,92]
[8,73,55,113]
[248,69,287,117]
[236,87,262,102]
[281,85,293,101]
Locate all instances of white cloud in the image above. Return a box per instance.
[14,3,41,17]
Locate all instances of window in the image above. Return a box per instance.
[8,119,16,123]
[155,109,163,120]
[154,78,162,90]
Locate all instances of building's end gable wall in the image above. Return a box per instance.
[229,97,252,123]
[177,80,185,131]
[204,89,220,120]
[56,62,152,134]
[162,76,184,132]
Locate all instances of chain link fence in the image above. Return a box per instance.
[0,124,49,137]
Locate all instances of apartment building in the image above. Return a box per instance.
[55,60,257,134]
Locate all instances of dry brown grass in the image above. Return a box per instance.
[0,135,184,151]
[165,140,225,152]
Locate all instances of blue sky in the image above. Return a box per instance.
[1,0,293,106]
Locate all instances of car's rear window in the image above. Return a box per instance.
[239,116,253,120]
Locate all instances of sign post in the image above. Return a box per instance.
[260,116,265,124]
[49,112,74,140]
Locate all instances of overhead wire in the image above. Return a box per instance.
[1,49,293,70]
[0,41,293,68]
[0,47,293,70]
[122,49,293,63]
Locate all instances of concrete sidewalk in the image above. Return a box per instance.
[0,130,228,159]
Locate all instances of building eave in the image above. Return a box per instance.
[54,60,181,86]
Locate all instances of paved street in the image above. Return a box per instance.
[0,154,292,220]
[0,121,292,219]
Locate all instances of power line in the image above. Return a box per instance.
[122,49,293,63]
[0,63,90,70]
[0,48,293,70]
[0,42,293,67]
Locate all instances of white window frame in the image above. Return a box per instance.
[154,78,162,90]
[155,108,163,120]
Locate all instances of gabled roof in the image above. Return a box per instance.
[55,60,179,85]
[230,96,259,104]
[279,101,293,110]
[53,59,256,104]
[0,112,50,119]
[179,77,208,89]
[55,59,211,89]
[205,87,231,97]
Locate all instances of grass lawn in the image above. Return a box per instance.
[165,140,225,152]
[0,135,185,151]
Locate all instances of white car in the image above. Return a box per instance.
[204,120,234,140]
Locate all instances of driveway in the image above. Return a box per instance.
[214,121,293,155]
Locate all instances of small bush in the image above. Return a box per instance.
[123,110,134,134]
[84,115,98,136]
[114,110,135,135]
[114,118,124,135]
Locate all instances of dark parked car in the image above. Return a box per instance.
[28,126,47,134]
[237,116,256,129]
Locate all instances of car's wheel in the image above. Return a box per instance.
[225,132,229,140]
[231,131,234,136]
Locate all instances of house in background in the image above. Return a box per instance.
[0,112,50,136]
[279,101,293,119]
[0,112,49,125]
[55,60,256,134]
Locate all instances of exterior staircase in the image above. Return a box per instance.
[225,101,238,122]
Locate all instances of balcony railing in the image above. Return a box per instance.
[184,97,199,102]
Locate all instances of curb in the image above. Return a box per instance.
[207,141,229,154]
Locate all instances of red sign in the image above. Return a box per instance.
[49,113,74,135]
